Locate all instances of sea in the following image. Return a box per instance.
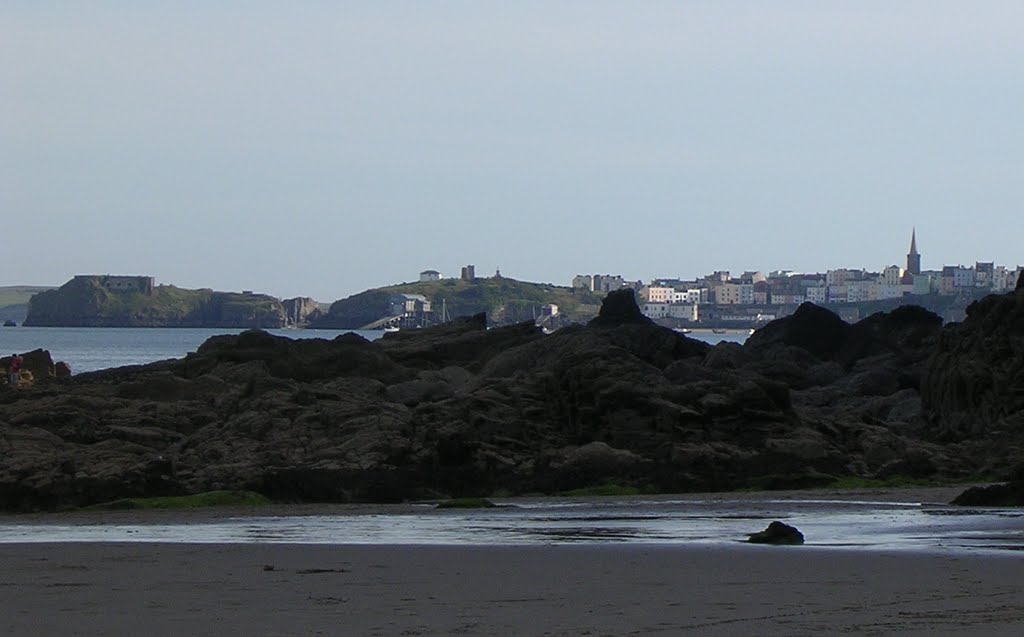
[0,326,749,374]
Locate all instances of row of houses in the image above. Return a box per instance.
[651,263,1018,306]
[630,263,1022,320]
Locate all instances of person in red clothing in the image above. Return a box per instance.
[9,353,22,386]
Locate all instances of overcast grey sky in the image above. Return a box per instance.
[3,2,1022,301]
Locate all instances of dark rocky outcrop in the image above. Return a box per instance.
[745,302,852,363]
[588,289,651,327]
[1,290,1022,511]
[952,481,1024,506]
[747,521,805,545]
[919,288,1024,482]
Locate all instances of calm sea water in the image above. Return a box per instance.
[0,326,747,373]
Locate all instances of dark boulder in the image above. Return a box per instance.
[747,520,805,545]
[588,289,651,327]
[951,481,1024,506]
[745,303,851,362]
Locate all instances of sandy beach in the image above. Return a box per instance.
[0,541,1020,636]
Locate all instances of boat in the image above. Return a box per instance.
[673,327,692,334]
[383,325,400,333]
[712,328,727,334]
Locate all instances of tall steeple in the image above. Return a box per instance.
[906,228,921,275]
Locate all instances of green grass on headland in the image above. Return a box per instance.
[0,286,54,307]
[84,490,271,511]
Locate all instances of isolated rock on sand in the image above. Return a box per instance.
[747,521,805,545]
[952,480,1024,506]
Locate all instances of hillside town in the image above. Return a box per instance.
[571,229,1022,326]
[392,230,1021,330]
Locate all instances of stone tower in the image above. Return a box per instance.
[906,228,921,275]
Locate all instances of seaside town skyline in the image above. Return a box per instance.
[418,228,1021,307]
[20,228,1021,311]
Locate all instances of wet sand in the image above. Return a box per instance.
[0,484,979,527]
[1,542,1022,636]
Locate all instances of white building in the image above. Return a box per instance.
[390,294,431,316]
[992,266,1022,291]
[669,303,699,321]
[641,286,675,303]
[419,270,442,282]
[641,302,698,321]
[672,288,708,304]
[642,302,670,319]
[880,265,902,286]
[953,267,975,289]
[877,283,912,300]
[846,280,879,303]
[805,286,827,304]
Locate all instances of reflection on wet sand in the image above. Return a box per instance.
[1,491,1022,553]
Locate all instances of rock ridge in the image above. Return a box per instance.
[1,289,1021,510]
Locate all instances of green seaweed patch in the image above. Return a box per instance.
[435,497,498,509]
[85,490,271,511]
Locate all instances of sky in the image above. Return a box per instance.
[3,2,1022,301]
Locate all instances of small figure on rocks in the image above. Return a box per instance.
[9,353,22,387]
[747,521,804,545]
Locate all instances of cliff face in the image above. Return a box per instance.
[24,277,287,328]
[282,297,323,326]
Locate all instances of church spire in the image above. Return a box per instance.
[906,228,921,275]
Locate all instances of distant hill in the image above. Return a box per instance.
[0,286,56,324]
[24,276,288,328]
[312,277,605,329]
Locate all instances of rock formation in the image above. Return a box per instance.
[282,297,322,327]
[1,289,1023,511]
[747,521,805,545]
